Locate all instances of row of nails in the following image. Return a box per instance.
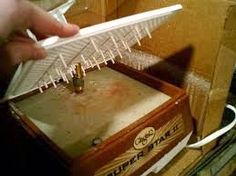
[38,26,152,93]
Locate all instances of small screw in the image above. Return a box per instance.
[92,137,102,146]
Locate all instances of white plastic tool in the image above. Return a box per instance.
[49,0,76,23]
[5,4,182,99]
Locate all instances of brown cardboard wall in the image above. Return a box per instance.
[66,0,118,27]
[115,0,236,151]
[116,0,231,79]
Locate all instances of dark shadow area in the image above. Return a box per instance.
[0,61,70,175]
[144,45,194,88]
[0,65,17,99]
[186,98,236,176]
[230,69,236,94]
[0,103,69,176]
[144,46,198,134]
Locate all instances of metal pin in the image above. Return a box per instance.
[38,85,43,93]
[99,49,107,65]
[145,27,152,39]
[88,59,94,68]
[71,65,76,74]
[121,39,127,49]
[80,54,88,66]
[134,34,141,46]
[116,48,123,58]
[59,70,66,82]
[68,69,74,78]
[90,38,99,52]
[49,75,57,88]
[63,74,69,84]
[59,54,67,68]
[109,49,115,58]
[125,41,131,52]
[137,63,141,70]
[64,75,69,83]
[43,81,48,88]
[55,68,61,76]
[108,50,115,64]
[59,70,69,83]
[92,57,101,70]
[110,35,119,48]
[134,26,142,39]
[110,57,115,64]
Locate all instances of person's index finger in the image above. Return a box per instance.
[26,1,79,38]
[49,23,80,38]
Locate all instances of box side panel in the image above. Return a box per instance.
[72,95,193,176]
[200,4,236,152]
[201,46,236,152]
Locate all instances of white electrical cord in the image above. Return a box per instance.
[187,104,236,148]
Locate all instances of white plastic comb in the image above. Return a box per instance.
[5,4,182,99]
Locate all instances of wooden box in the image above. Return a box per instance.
[8,63,193,176]
[21,0,235,175]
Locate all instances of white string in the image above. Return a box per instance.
[187,104,236,148]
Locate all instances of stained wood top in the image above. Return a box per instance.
[15,67,170,157]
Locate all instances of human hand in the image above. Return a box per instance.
[0,0,79,73]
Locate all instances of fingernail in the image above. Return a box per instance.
[64,24,80,34]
